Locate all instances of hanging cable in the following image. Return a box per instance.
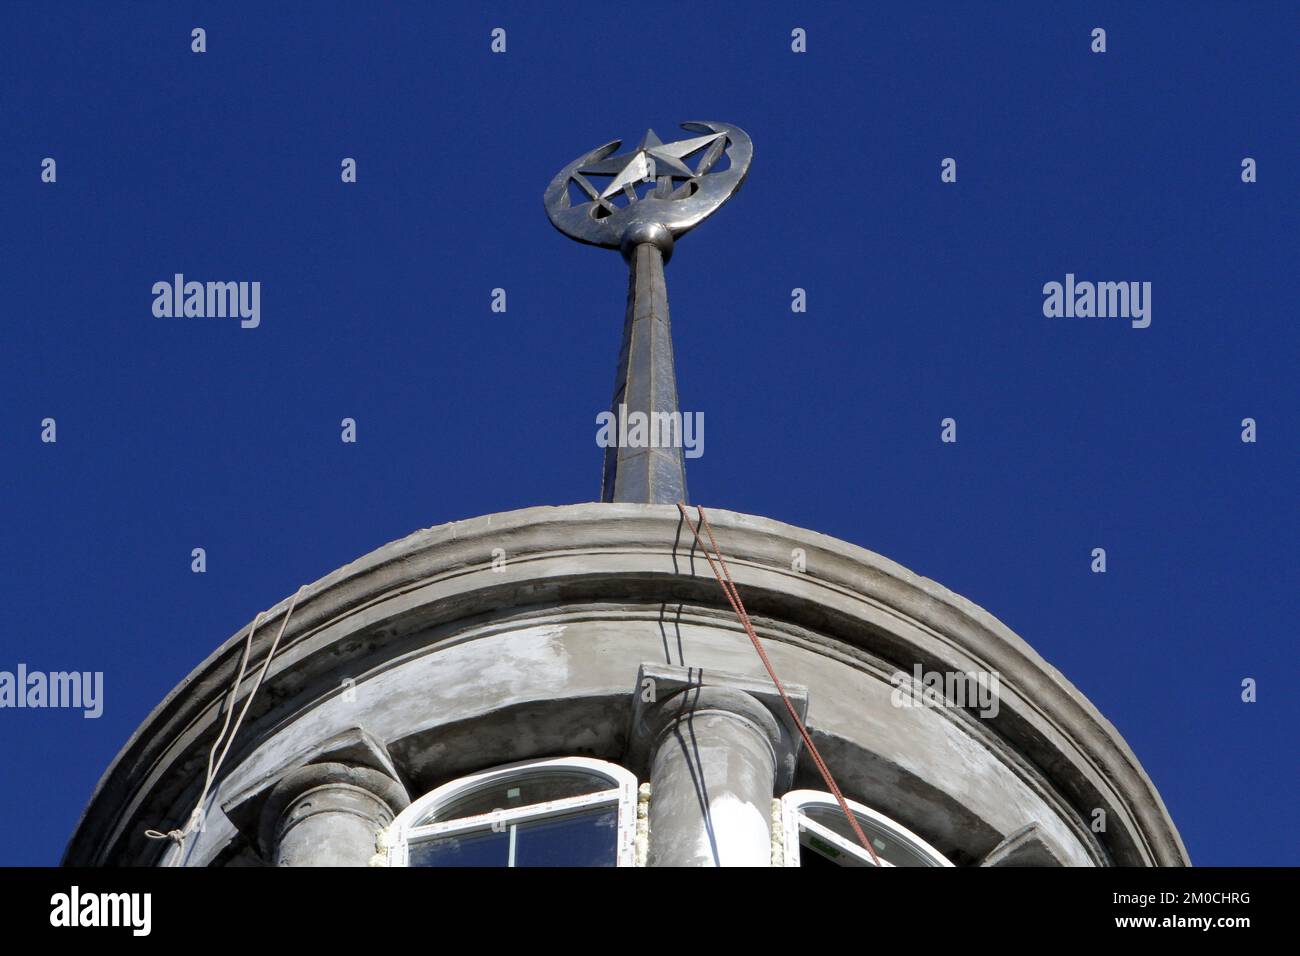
[677,502,881,866]
[145,584,308,865]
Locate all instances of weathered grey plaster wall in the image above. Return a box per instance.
[64,503,1188,867]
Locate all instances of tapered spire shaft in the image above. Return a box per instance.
[544,122,752,504]
[601,242,688,503]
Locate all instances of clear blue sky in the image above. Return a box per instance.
[1,2,1294,866]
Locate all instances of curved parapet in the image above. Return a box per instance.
[64,503,1188,867]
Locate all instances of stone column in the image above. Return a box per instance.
[642,684,797,867]
[259,762,408,867]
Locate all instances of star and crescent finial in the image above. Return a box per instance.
[544,121,752,259]
[578,128,727,200]
[544,122,752,505]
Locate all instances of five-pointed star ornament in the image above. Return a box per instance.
[578,128,726,200]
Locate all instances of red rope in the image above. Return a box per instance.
[676,502,881,866]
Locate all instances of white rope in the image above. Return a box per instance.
[145,584,308,865]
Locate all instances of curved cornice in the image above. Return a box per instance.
[63,503,1189,867]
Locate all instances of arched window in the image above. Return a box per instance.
[781,790,953,867]
[386,757,638,867]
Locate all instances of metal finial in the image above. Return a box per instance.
[544,122,752,505]
[545,121,752,254]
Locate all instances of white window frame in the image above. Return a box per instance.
[386,756,638,867]
[781,790,954,868]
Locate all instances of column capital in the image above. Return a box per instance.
[258,761,409,864]
[628,663,809,791]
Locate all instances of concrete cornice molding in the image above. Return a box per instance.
[64,503,1189,867]
[979,823,1071,867]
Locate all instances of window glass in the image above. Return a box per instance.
[390,758,638,867]
[421,768,617,825]
[802,805,939,867]
[800,828,866,868]
[408,804,619,868]
[408,827,507,867]
[781,791,953,868]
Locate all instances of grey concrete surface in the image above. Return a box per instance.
[62,503,1189,868]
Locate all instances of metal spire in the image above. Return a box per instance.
[544,121,753,504]
[601,237,686,503]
